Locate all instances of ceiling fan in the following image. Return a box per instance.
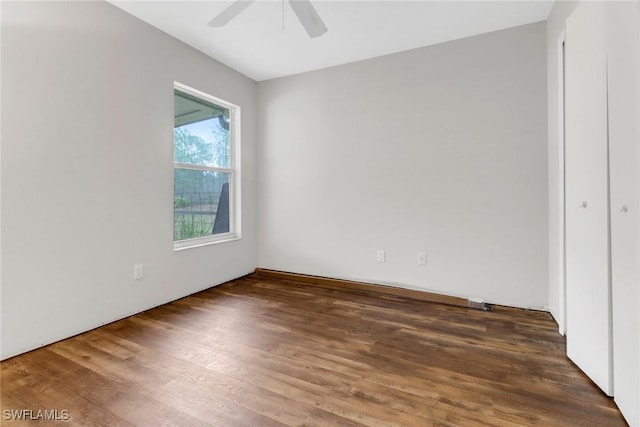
[208,0,328,38]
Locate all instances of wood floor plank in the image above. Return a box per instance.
[1,274,627,426]
[2,351,135,427]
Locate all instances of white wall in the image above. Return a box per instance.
[257,22,548,309]
[0,1,257,360]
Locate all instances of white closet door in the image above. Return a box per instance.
[565,2,612,396]
[607,2,640,424]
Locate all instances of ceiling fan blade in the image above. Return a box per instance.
[208,0,256,27]
[288,0,328,38]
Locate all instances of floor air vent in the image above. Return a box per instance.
[468,298,493,311]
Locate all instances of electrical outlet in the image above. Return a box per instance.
[417,252,426,265]
[377,250,386,262]
[133,264,144,280]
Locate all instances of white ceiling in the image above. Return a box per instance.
[109,1,554,81]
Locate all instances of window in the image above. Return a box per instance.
[173,82,240,249]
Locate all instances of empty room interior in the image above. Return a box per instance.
[1,0,639,425]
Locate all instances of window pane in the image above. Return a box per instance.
[174,168,231,241]
[174,90,230,168]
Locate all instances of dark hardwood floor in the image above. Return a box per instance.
[1,274,626,426]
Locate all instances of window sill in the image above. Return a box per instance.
[173,234,240,252]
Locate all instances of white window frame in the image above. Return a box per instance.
[173,82,241,251]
